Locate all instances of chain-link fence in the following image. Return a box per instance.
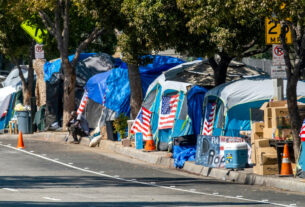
[242,58,272,75]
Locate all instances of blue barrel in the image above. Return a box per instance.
[16,111,32,134]
[135,132,143,149]
[224,143,248,169]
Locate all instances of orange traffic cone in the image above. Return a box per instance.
[17,131,25,149]
[144,127,155,151]
[280,144,293,176]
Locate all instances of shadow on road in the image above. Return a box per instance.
[0,201,266,206]
[0,176,237,189]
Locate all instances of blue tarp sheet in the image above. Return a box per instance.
[44,53,96,81]
[173,145,196,168]
[187,86,208,136]
[84,71,112,105]
[104,55,185,115]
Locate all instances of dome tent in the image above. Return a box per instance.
[202,77,305,137]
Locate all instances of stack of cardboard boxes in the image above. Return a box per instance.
[251,122,278,175]
[251,100,305,175]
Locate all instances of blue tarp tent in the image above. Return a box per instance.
[44,53,96,81]
[85,71,112,105]
[103,55,185,115]
[202,77,305,137]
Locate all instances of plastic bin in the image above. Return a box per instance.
[16,111,32,134]
[224,143,248,169]
[135,132,143,149]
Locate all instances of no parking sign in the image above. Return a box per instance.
[35,44,44,59]
[272,44,285,66]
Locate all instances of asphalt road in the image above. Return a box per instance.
[0,136,304,207]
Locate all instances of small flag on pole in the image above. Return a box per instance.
[131,107,152,139]
[77,91,88,115]
[202,102,216,136]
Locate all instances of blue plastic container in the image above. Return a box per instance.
[135,132,143,150]
[224,143,248,169]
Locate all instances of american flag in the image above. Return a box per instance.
[131,106,152,139]
[300,119,305,142]
[202,102,216,135]
[77,91,88,115]
[158,94,179,129]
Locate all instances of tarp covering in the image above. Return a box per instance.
[2,66,29,90]
[104,55,185,115]
[85,71,112,105]
[44,53,96,81]
[173,145,196,168]
[0,86,16,131]
[187,86,208,135]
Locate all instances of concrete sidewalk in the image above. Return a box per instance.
[1,132,305,194]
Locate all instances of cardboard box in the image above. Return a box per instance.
[254,139,270,148]
[252,122,264,133]
[263,128,274,139]
[251,146,256,164]
[255,147,277,166]
[253,164,279,175]
[257,153,278,165]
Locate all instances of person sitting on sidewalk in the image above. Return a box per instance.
[66,111,89,144]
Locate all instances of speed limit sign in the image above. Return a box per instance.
[35,44,44,59]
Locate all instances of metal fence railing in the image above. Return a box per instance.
[242,57,272,75]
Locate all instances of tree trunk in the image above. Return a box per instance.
[127,63,143,119]
[62,58,76,131]
[209,55,232,86]
[33,59,47,107]
[286,76,302,159]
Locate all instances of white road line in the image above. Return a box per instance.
[170,185,176,188]
[99,171,104,174]
[68,162,73,165]
[2,188,18,192]
[43,196,61,201]
[0,144,292,207]
[213,192,219,195]
[84,167,89,170]
[30,151,34,153]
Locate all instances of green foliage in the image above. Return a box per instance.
[113,114,129,136]
[177,0,267,59]
[0,1,32,63]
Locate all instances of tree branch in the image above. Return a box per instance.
[62,0,69,53]
[38,10,56,37]
[241,46,271,57]
[71,27,104,68]
[13,58,26,86]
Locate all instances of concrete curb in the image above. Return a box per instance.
[1,133,305,194]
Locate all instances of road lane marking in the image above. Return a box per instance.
[30,151,34,153]
[68,162,73,165]
[43,196,61,201]
[170,185,176,188]
[2,188,18,192]
[0,144,293,207]
[84,167,89,170]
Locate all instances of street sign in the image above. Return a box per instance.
[272,44,285,66]
[35,44,44,59]
[21,20,47,44]
[265,17,292,45]
[271,65,286,78]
